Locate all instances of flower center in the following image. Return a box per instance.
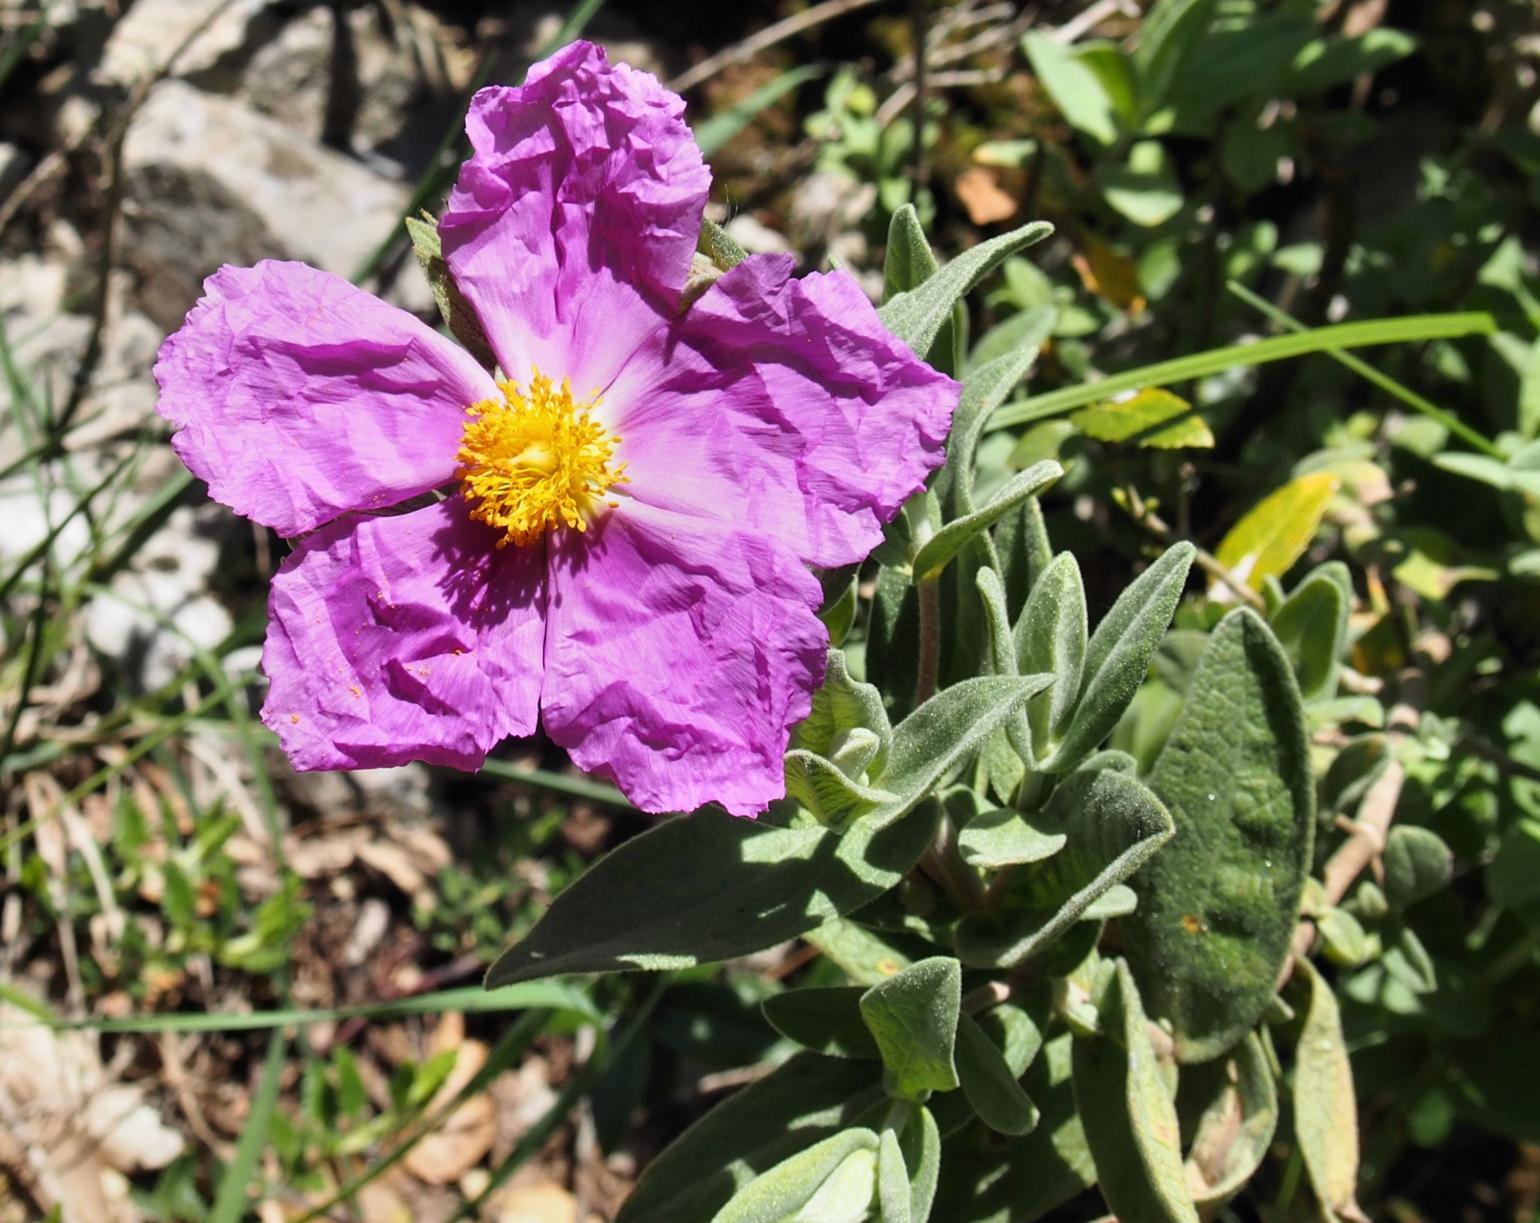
[457,370,626,548]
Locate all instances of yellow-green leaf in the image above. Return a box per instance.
[1072,389,1214,449]
[1294,958,1362,1222]
[1214,473,1339,591]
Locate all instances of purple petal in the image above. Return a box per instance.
[540,500,828,817]
[155,260,498,538]
[439,41,710,395]
[605,254,960,570]
[262,498,545,771]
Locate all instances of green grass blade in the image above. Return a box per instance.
[1224,281,1502,458]
[478,757,635,809]
[695,65,823,157]
[988,312,1497,429]
[11,982,598,1034]
[209,1030,287,1223]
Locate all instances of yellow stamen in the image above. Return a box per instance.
[456,370,626,548]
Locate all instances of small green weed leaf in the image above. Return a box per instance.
[1271,564,1349,701]
[859,957,962,1100]
[901,1107,941,1222]
[874,675,1054,823]
[1096,140,1185,228]
[1486,818,1540,908]
[957,807,1066,870]
[794,650,892,776]
[1293,959,1362,1222]
[1073,387,1213,449]
[618,1054,885,1222]
[1282,29,1418,96]
[1016,552,1088,751]
[1182,1032,1278,1209]
[1383,826,1454,909]
[1214,473,1338,592]
[1133,0,1219,113]
[1318,907,1376,968]
[405,214,498,369]
[1319,734,1391,815]
[1050,542,1194,771]
[714,1128,880,1223]
[877,1127,911,1223]
[1072,961,1200,1223]
[954,769,1174,968]
[1382,925,1437,994]
[956,1013,1039,1136]
[878,221,1054,359]
[486,800,939,985]
[763,987,880,1060]
[1125,609,1314,1062]
[1023,33,1119,145]
[784,750,894,826]
[914,461,1062,581]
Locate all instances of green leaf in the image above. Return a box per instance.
[404,214,497,369]
[697,215,748,271]
[914,461,1063,581]
[1096,140,1185,228]
[1015,552,1088,752]
[1182,1032,1278,1209]
[1049,542,1195,771]
[1270,564,1350,701]
[1072,961,1200,1223]
[784,750,894,826]
[884,204,941,301]
[1293,959,1362,1222]
[957,807,1066,870]
[794,650,892,776]
[859,957,962,1100]
[714,1129,879,1223]
[1319,734,1391,815]
[763,988,881,1060]
[1023,33,1119,145]
[618,1054,886,1222]
[878,221,1054,359]
[939,311,1057,516]
[805,920,914,987]
[954,769,1174,968]
[934,1034,1095,1221]
[1318,907,1377,968]
[900,1107,941,1222]
[1072,388,1213,449]
[1383,826,1454,909]
[877,1127,912,1223]
[1214,474,1338,591]
[873,676,1055,823]
[956,1013,1039,1136]
[1125,609,1315,1062]
[485,802,940,985]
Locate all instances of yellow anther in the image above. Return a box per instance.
[456,370,626,548]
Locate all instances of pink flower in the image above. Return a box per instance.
[153,42,958,816]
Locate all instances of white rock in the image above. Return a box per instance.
[121,79,414,327]
[724,213,791,255]
[96,0,270,86]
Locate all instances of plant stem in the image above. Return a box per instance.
[915,574,942,706]
[919,813,985,910]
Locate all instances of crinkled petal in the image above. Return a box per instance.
[439,41,709,394]
[540,500,827,816]
[155,260,497,538]
[262,498,545,771]
[604,254,959,569]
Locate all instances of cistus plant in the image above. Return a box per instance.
[149,37,1461,1223]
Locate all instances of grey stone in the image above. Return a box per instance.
[121,79,420,328]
